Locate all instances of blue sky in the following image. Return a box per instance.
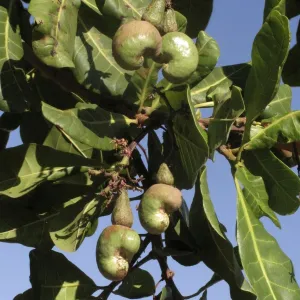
[2,1,300,299]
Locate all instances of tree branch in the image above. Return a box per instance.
[151,235,183,300]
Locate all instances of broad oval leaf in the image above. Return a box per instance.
[159,286,173,300]
[13,289,33,300]
[124,61,160,106]
[235,177,300,300]
[0,198,53,248]
[41,102,138,151]
[189,174,256,300]
[0,1,28,113]
[282,43,300,86]
[243,10,290,138]
[244,111,300,150]
[43,125,94,158]
[264,0,286,21]
[173,0,213,38]
[49,198,99,252]
[187,31,220,85]
[191,63,251,104]
[0,144,99,198]
[259,84,292,120]
[29,249,97,299]
[29,0,81,68]
[199,167,225,239]
[172,86,208,189]
[114,268,155,299]
[243,149,300,215]
[208,85,244,159]
[235,162,280,228]
[98,0,151,20]
[74,5,130,96]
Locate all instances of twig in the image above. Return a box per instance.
[132,251,155,270]
[151,235,183,300]
[137,142,149,162]
[218,145,237,161]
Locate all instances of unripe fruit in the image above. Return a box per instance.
[142,0,166,28]
[112,20,162,70]
[96,225,140,281]
[138,184,182,235]
[156,163,174,186]
[163,8,178,33]
[111,190,133,228]
[154,32,199,83]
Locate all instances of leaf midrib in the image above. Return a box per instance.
[236,178,277,300]
[78,16,125,75]
[245,111,300,148]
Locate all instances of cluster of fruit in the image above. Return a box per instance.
[112,0,199,84]
[96,163,182,281]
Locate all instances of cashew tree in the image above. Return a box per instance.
[1,0,300,299]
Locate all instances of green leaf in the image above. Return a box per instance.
[264,0,286,21]
[244,111,300,150]
[208,85,244,158]
[0,129,9,150]
[114,268,155,299]
[189,174,256,300]
[0,198,53,248]
[243,10,290,140]
[0,112,22,131]
[13,289,33,300]
[175,11,187,33]
[98,0,151,20]
[286,0,300,18]
[74,5,130,96]
[187,31,220,85]
[82,0,102,15]
[29,0,81,68]
[235,162,280,228]
[199,167,225,239]
[49,198,99,252]
[282,43,300,86]
[191,63,251,104]
[235,176,300,299]
[0,1,29,113]
[124,61,160,106]
[172,0,213,38]
[29,249,97,299]
[41,102,138,151]
[165,208,203,266]
[0,144,99,198]
[243,149,300,215]
[147,130,163,180]
[43,125,94,158]
[159,286,173,300]
[172,87,208,189]
[259,84,292,119]
[32,73,80,110]
[200,290,208,300]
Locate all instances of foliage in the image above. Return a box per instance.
[1,0,300,299]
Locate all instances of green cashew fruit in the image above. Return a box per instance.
[163,8,178,33]
[96,225,140,281]
[142,0,166,29]
[112,20,162,70]
[111,190,133,228]
[155,32,199,83]
[156,163,174,186]
[138,184,182,235]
